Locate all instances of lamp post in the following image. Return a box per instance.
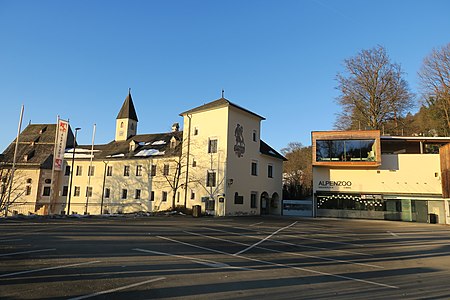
[67,127,80,215]
[100,161,108,215]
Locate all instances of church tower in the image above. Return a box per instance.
[115,89,138,141]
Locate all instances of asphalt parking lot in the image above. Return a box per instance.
[1,215,450,299]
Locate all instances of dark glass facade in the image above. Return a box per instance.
[316,139,376,162]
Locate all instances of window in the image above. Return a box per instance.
[268,165,273,178]
[234,192,244,204]
[44,178,52,184]
[163,164,169,176]
[88,166,95,176]
[107,166,113,176]
[43,186,51,196]
[194,127,198,135]
[192,160,197,167]
[25,186,32,196]
[251,192,257,208]
[150,191,155,201]
[208,139,218,153]
[124,166,130,176]
[122,189,128,199]
[253,130,257,142]
[86,186,93,197]
[206,171,216,187]
[190,190,195,200]
[74,186,80,197]
[62,186,68,196]
[64,166,71,176]
[251,161,258,176]
[104,188,110,198]
[162,191,168,202]
[135,189,141,199]
[76,166,82,176]
[136,165,142,176]
[151,165,157,176]
[26,178,32,184]
[316,139,376,162]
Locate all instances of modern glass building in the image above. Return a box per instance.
[312,130,450,224]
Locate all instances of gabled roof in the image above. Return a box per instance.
[180,97,265,120]
[0,124,68,169]
[116,91,138,121]
[260,140,286,161]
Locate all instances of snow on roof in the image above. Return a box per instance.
[150,140,167,145]
[135,149,165,157]
[106,153,125,158]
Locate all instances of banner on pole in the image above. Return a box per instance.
[54,119,69,170]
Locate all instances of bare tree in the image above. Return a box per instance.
[281,143,312,199]
[0,165,26,216]
[335,45,414,130]
[418,43,450,134]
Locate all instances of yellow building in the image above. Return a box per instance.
[0,124,74,216]
[312,130,450,224]
[55,92,285,216]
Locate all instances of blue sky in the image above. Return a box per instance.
[1,0,449,152]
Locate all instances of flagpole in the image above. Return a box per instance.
[49,115,60,215]
[85,123,96,215]
[6,104,24,217]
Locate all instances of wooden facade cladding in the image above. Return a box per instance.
[440,143,450,198]
[311,130,382,167]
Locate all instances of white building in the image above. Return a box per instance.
[55,92,285,216]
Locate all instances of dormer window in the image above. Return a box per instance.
[129,141,136,152]
[170,136,179,149]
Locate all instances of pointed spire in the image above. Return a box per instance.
[116,89,138,121]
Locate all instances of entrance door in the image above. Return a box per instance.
[260,192,269,215]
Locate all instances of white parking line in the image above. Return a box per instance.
[234,221,298,256]
[0,248,56,257]
[184,231,383,269]
[158,235,398,289]
[0,239,23,242]
[249,222,264,227]
[133,248,255,271]
[68,277,166,300]
[204,227,371,256]
[0,261,101,278]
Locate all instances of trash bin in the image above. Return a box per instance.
[192,205,201,217]
[429,213,438,224]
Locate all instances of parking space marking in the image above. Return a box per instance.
[185,231,383,269]
[159,235,399,289]
[68,277,166,300]
[0,261,101,278]
[0,248,56,257]
[133,248,255,271]
[205,227,371,256]
[234,221,298,256]
[249,222,264,227]
[0,239,22,242]
[221,224,365,247]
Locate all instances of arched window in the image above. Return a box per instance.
[120,122,124,128]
